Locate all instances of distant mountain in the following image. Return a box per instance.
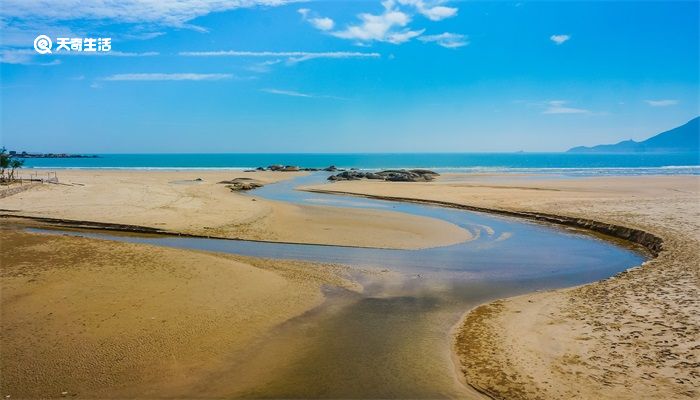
[567,117,699,153]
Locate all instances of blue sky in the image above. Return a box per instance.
[1,0,698,153]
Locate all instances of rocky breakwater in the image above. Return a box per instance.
[328,169,439,182]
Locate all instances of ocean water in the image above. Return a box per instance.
[20,152,700,175]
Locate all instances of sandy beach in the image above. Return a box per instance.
[0,224,360,398]
[0,169,470,250]
[2,170,698,399]
[305,174,700,399]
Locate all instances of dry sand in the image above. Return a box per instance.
[305,174,700,399]
[0,169,470,250]
[0,225,358,398]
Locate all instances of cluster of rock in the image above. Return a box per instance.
[249,165,344,172]
[262,165,303,172]
[218,177,264,191]
[328,169,439,182]
[241,164,438,183]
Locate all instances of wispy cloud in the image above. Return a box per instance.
[0,50,61,66]
[179,50,381,64]
[542,100,589,114]
[550,34,570,45]
[0,0,303,28]
[0,49,159,65]
[104,73,233,81]
[418,32,468,48]
[74,51,160,57]
[0,0,302,49]
[645,99,679,107]
[247,59,284,73]
[262,88,346,100]
[302,0,460,46]
[262,88,314,98]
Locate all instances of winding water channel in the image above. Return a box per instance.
[28,173,646,398]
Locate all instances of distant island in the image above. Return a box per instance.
[567,117,699,153]
[10,151,98,159]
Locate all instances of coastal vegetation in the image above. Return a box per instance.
[0,147,24,183]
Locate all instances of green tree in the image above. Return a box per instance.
[9,158,24,181]
[0,147,9,182]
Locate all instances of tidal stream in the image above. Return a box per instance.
[28,173,646,398]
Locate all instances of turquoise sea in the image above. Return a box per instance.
[20,152,700,176]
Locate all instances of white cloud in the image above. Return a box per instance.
[542,100,589,114]
[421,6,457,21]
[0,0,302,27]
[331,2,420,44]
[418,32,468,48]
[0,50,61,65]
[383,29,425,44]
[262,88,313,97]
[247,58,284,72]
[298,8,334,31]
[0,48,159,65]
[66,51,160,57]
[645,99,679,107]
[0,0,302,47]
[104,73,233,81]
[303,0,459,45]
[309,16,335,31]
[179,50,380,65]
[397,0,457,21]
[261,88,346,100]
[550,34,570,45]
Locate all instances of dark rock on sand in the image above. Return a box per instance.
[266,165,301,172]
[328,171,366,181]
[218,178,264,191]
[328,169,439,182]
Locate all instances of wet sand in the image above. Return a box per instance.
[305,174,700,399]
[0,227,358,398]
[0,169,470,250]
